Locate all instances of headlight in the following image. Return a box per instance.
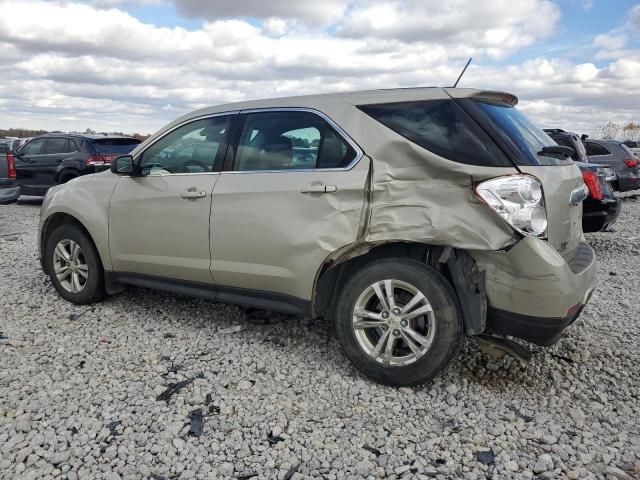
[475,175,548,237]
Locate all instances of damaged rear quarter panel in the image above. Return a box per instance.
[356,119,519,251]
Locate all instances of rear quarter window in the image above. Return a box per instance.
[357,100,511,167]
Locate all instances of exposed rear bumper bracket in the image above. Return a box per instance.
[443,248,487,336]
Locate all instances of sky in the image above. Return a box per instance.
[0,0,639,136]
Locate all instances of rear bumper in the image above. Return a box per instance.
[486,301,589,346]
[470,237,597,345]
[582,196,621,232]
[617,174,640,192]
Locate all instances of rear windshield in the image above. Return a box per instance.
[92,138,141,154]
[464,100,571,166]
[358,100,511,167]
[621,144,639,158]
[624,141,638,148]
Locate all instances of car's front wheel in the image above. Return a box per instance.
[44,225,105,304]
[334,258,463,386]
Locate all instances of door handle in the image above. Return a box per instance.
[179,189,207,200]
[300,184,337,194]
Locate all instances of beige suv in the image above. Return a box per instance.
[39,88,596,386]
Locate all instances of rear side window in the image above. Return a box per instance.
[585,142,610,156]
[358,100,510,166]
[92,138,141,155]
[43,138,69,154]
[233,111,358,171]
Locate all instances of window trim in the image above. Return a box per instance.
[223,107,364,174]
[131,111,239,177]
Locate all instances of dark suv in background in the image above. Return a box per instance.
[12,133,140,196]
[544,129,620,232]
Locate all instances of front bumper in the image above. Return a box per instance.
[470,236,597,345]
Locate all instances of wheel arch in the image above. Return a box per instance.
[312,241,487,336]
[40,212,106,275]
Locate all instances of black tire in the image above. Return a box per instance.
[44,224,105,304]
[59,173,78,184]
[334,258,463,386]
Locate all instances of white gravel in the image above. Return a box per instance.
[1,195,640,480]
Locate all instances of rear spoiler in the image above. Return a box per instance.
[444,88,518,106]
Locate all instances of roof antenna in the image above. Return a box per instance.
[452,57,472,88]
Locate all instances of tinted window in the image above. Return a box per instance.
[21,138,46,155]
[44,138,68,154]
[551,135,588,162]
[139,116,231,176]
[469,100,570,166]
[233,111,356,171]
[623,141,638,148]
[358,100,510,166]
[93,138,141,155]
[585,142,610,156]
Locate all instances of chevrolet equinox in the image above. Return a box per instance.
[38,88,597,386]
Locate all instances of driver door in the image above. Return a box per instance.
[108,114,234,284]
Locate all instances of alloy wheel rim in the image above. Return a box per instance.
[352,279,436,366]
[52,239,88,294]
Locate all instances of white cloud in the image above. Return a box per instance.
[0,0,638,137]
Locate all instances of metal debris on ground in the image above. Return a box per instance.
[188,408,204,437]
[156,373,204,402]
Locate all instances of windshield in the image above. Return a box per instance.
[469,101,571,166]
[92,138,141,154]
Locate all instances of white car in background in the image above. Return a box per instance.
[623,141,640,156]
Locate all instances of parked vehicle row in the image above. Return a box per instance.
[33,87,598,386]
[544,129,622,232]
[0,133,140,202]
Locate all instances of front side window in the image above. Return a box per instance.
[358,100,511,167]
[233,111,357,171]
[139,116,231,176]
[21,138,46,155]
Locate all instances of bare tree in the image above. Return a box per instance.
[598,122,621,140]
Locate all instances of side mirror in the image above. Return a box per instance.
[111,155,134,175]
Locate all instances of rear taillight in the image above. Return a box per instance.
[623,158,638,168]
[582,170,603,200]
[85,155,115,166]
[7,152,16,179]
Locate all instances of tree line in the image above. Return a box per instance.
[0,127,149,141]
[596,122,640,142]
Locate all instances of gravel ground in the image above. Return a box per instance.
[1,196,640,480]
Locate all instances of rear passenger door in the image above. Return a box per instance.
[40,138,72,186]
[210,109,370,302]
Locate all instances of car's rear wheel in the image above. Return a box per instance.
[334,258,462,386]
[45,225,105,304]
